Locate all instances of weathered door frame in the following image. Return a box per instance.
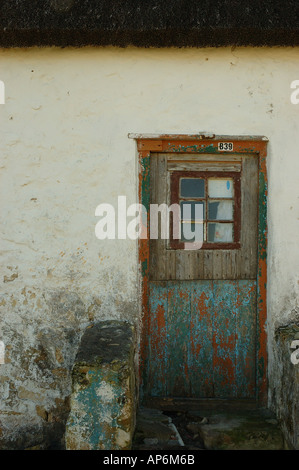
[129,133,268,408]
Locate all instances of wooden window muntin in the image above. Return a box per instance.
[170,170,241,250]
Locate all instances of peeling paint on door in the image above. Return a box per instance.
[136,135,268,407]
[145,280,257,399]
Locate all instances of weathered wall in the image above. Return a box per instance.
[0,46,298,448]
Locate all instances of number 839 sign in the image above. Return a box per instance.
[218,142,234,151]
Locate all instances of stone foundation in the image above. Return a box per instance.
[274,323,299,449]
[65,321,136,450]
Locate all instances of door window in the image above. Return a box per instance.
[170,171,241,249]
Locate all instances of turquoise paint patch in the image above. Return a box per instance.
[167,143,217,153]
[68,369,123,449]
[258,169,267,261]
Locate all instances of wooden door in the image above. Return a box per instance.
[143,152,260,403]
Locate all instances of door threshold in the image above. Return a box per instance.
[143,397,258,412]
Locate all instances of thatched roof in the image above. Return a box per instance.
[0,0,299,48]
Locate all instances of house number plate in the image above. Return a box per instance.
[218,142,234,151]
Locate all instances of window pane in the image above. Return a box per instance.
[181,222,204,243]
[208,223,233,242]
[208,200,233,220]
[180,178,205,198]
[180,201,204,221]
[208,178,234,198]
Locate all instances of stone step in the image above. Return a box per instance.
[133,407,287,450]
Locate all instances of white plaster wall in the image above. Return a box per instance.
[0,46,298,446]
